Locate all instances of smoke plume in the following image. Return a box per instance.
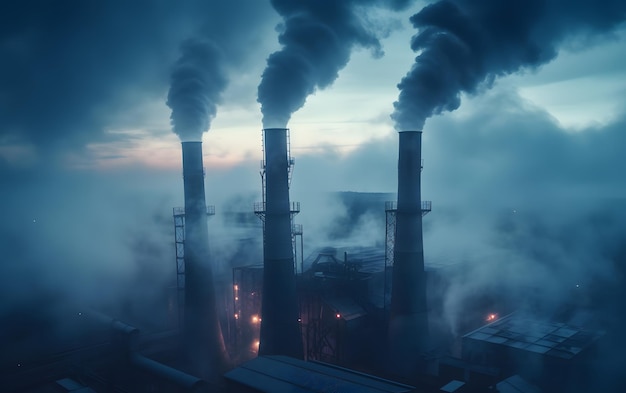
[167,39,227,141]
[258,0,411,128]
[392,0,626,130]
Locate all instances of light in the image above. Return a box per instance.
[251,315,260,324]
[335,313,341,319]
[297,318,302,323]
[234,284,239,291]
[234,313,239,319]
[235,297,239,301]
[486,313,498,322]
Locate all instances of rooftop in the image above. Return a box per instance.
[224,355,415,393]
[463,313,604,360]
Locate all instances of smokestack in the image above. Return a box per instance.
[258,128,303,359]
[388,131,429,376]
[181,141,226,380]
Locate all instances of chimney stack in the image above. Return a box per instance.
[181,141,226,380]
[388,131,429,376]
[258,128,303,358]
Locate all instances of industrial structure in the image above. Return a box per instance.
[180,141,228,380]
[388,131,431,377]
[254,128,303,359]
[2,130,613,392]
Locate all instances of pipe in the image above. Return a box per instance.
[100,314,211,392]
[130,353,210,393]
[181,141,228,380]
[388,131,429,376]
[258,128,303,358]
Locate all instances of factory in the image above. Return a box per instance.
[3,1,625,390]
[1,127,609,393]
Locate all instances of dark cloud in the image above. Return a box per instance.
[257,0,412,128]
[392,0,626,130]
[0,0,275,154]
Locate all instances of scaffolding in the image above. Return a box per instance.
[172,205,215,328]
[231,265,264,360]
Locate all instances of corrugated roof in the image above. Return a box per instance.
[496,374,541,393]
[463,314,604,360]
[224,355,415,393]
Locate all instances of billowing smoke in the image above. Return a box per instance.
[258,0,411,128]
[166,39,227,141]
[392,0,626,130]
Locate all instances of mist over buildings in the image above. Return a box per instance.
[1,0,625,391]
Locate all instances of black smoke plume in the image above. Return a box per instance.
[167,39,227,141]
[258,0,411,128]
[392,0,626,130]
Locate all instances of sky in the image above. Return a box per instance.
[1,0,626,371]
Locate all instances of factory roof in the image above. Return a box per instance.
[303,246,385,275]
[496,375,541,393]
[463,313,604,360]
[224,355,415,393]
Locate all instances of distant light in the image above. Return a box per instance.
[234,284,239,291]
[235,297,239,301]
[297,318,302,323]
[486,313,498,322]
[234,313,239,319]
[576,284,580,288]
[251,315,260,324]
[335,313,341,319]
[78,312,82,316]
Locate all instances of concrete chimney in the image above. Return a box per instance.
[258,128,303,358]
[388,131,429,376]
[181,141,227,380]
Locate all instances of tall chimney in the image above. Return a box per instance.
[388,131,429,376]
[258,128,303,358]
[181,141,226,380]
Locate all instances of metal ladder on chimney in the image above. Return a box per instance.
[255,128,302,271]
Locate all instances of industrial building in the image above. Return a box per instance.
[1,128,613,392]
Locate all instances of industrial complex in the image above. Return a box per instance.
[1,127,612,393]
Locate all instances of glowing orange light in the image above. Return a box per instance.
[252,315,260,324]
[486,313,498,322]
[234,285,239,291]
[234,313,239,319]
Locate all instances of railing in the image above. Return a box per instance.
[171,206,215,216]
[253,201,300,213]
[384,200,432,213]
[292,224,303,235]
[385,201,397,211]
